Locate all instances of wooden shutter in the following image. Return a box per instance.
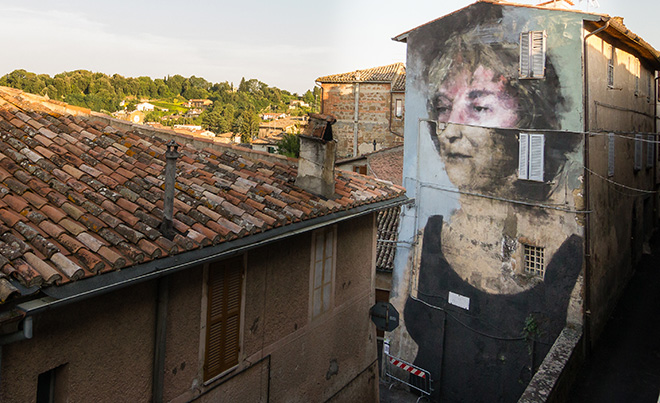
[205,258,243,380]
[311,227,334,319]
[608,133,615,177]
[518,133,529,180]
[529,134,545,182]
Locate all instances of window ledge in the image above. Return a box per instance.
[203,365,239,387]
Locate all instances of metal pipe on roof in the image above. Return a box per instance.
[160,140,180,240]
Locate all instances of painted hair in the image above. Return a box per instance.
[424,36,566,130]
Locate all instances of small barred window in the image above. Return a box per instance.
[523,244,545,278]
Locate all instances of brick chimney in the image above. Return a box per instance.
[296,113,337,198]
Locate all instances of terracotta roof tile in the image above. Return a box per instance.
[0,88,405,304]
[76,248,106,273]
[22,252,60,284]
[317,62,406,92]
[11,258,43,287]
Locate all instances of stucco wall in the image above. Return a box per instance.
[0,282,156,402]
[584,31,658,342]
[321,83,403,158]
[1,213,379,402]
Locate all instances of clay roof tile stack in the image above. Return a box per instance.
[0,87,405,304]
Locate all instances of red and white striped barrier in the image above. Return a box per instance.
[388,356,426,379]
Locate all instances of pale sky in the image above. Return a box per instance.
[0,0,657,94]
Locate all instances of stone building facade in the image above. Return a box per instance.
[317,63,405,159]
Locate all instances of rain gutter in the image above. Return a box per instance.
[14,195,408,316]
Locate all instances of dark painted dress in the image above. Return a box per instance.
[404,215,582,403]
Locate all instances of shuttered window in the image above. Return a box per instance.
[634,134,643,171]
[519,31,546,79]
[311,226,335,320]
[205,257,243,381]
[519,133,545,182]
[607,45,615,88]
[395,99,403,118]
[646,135,654,168]
[608,133,615,177]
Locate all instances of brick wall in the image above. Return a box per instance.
[321,83,403,159]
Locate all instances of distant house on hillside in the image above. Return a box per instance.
[260,112,287,121]
[112,109,145,124]
[316,62,406,158]
[187,99,213,108]
[135,102,155,112]
[289,100,309,109]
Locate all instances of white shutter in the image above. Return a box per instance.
[520,31,545,78]
[519,133,529,179]
[608,133,615,177]
[519,32,530,78]
[529,134,545,182]
[530,31,546,78]
[647,134,654,168]
[634,134,642,171]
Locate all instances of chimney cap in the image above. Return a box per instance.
[302,113,336,143]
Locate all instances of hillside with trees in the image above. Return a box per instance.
[0,69,319,142]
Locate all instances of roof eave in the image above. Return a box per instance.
[12,195,410,316]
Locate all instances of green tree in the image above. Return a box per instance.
[276,133,300,158]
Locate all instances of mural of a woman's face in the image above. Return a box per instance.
[431,65,519,127]
[428,64,518,189]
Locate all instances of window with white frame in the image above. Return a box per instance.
[523,243,545,278]
[518,133,545,182]
[607,45,615,88]
[634,134,643,171]
[395,99,403,118]
[647,134,655,169]
[310,226,336,320]
[519,31,546,79]
[608,133,615,177]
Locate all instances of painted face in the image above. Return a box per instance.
[428,65,518,189]
[432,65,518,128]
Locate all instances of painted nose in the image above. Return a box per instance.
[443,124,463,143]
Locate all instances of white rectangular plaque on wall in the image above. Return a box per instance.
[448,291,470,310]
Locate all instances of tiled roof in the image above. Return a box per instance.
[367,146,403,186]
[0,87,406,305]
[376,206,400,272]
[316,63,406,91]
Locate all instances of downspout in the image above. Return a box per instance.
[353,81,360,158]
[315,82,323,114]
[152,276,169,403]
[0,316,33,391]
[583,18,610,353]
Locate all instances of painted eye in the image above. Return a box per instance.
[473,105,490,113]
